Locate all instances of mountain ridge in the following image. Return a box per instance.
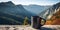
[39,2,60,20]
[23,5,51,14]
[0,1,36,25]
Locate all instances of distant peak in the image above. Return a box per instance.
[57,2,60,4]
[6,1,13,3]
[16,4,23,7]
[17,4,22,6]
[53,2,60,6]
[0,1,13,4]
[52,2,60,10]
[0,1,15,6]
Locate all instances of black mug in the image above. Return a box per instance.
[31,16,46,29]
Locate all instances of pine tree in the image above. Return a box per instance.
[23,17,29,25]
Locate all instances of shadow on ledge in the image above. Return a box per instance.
[38,27,56,30]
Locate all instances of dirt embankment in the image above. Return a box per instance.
[45,8,60,25]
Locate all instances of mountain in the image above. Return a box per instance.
[39,2,60,20]
[16,5,36,18]
[51,8,60,25]
[45,7,60,25]
[0,1,36,25]
[23,5,51,14]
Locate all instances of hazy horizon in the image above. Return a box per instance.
[0,0,60,6]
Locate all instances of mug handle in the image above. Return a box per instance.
[40,19,46,26]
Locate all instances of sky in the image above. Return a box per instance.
[0,0,60,5]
